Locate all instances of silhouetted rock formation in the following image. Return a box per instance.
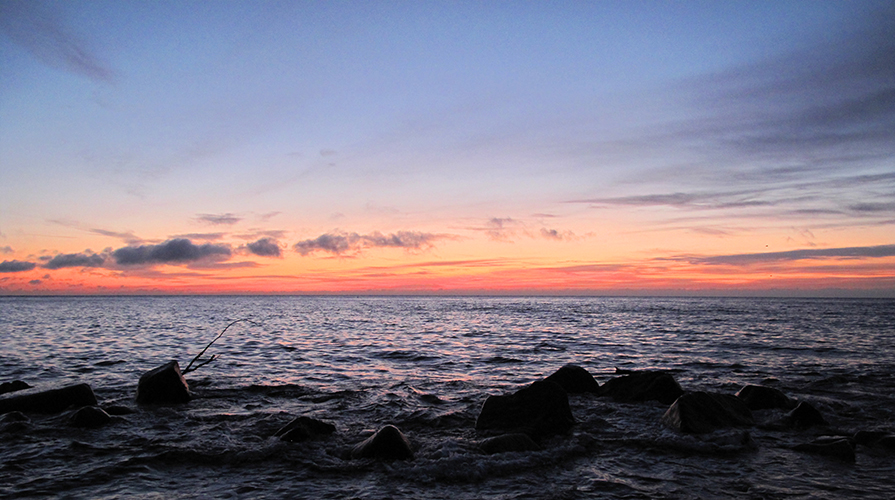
[69,406,111,428]
[794,437,855,462]
[0,380,31,396]
[545,364,600,394]
[275,416,336,442]
[478,433,542,454]
[136,361,191,405]
[662,391,754,434]
[600,370,684,405]
[476,380,574,438]
[783,401,827,428]
[351,425,414,460]
[0,383,97,414]
[735,385,796,410]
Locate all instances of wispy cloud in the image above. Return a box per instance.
[196,213,242,226]
[1,246,13,255]
[43,252,106,270]
[0,260,37,273]
[669,244,895,266]
[0,0,115,83]
[89,228,143,244]
[294,230,445,256]
[112,239,232,266]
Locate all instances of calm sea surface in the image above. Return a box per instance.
[1,296,894,499]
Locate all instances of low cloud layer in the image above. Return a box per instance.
[294,231,442,256]
[43,252,105,269]
[246,237,281,257]
[113,239,231,266]
[675,244,895,266]
[196,213,242,226]
[0,260,36,273]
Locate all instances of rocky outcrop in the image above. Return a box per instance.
[600,370,684,405]
[0,383,98,414]
[794,437,855,462]
[662,391,754,434]
[475,380,574,438]
[275,416,336,442]
[478,433,541,454]
[136,361,191,405]
[69,406,111,428]
[544,364,600,394]
[0,380,31,396]
[735,385,796,410]
[351,425,413,460]
[783,401,827,428]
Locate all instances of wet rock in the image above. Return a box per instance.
[0,411,31,433]
[783,401,827,428]
[0,380,31,396]
[478,433,542,454]
[475,380,575,438]
[544,364,600,394]
[275,416,336,442]
[662,391,754,434]
[794,437,855,462]
[854,430,895,449]
[0,383,98,414]
[735,385,796,410]
[69,406,111,428]
[103,405,136,416]
[135,361,191,405]
[351,425,414,460]
[599,370,684,405]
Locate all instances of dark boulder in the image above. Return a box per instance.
[475,380,575,438]
[0,383,98,414]
[783,401,827,428]
[136,361,191,405]
[544,364,600,394]
[0,380,31,396]
[662,391,754,434]
[351,425,413,460]
[600,370,684,405]
[735,385,796,410]
[794,437,855,462]
[69,406,111,428]
[275,416,336,442]
[478,433,541,455]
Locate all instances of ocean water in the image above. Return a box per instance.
[1,295,894,499]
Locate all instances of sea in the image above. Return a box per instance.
[1,295,894,499]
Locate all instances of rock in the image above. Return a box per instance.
[600,370,684,405]
[735,385,796,410]
[475,380,575,438]
[0,383,98,414]
[794,437,855,462]
[135,361,191,405]
[783,401,827,428]
[351,425,414,460]
[0,380,31,396]
[544,364,600,394]
[854,431,895,449]
[0,411,30,433]
[478,433,542,454]
[275,416,336,442]
[69,406,111,428]
[662,391,754,434]
[104,405,136,416]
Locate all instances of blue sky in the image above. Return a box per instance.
[1,0,893,295]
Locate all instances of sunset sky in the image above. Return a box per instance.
[1,0,893,296]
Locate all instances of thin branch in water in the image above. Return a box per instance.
[182,319,260,375]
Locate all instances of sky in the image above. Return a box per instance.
[1,0,894,296]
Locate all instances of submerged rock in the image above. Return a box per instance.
[662,391,754,434]
[783,401,827,428]
[854,430,895,449]
[0,411,31,433]
[600,370,684,405]
[275,416,336,442]
[478,433,542,455]
[0,383,98,414]
[351,425,413,460]
[475,380,575,438]
[794,437,855,462]
[544,364,600,394]
[735,385,796,410]
[136,361,191,405]
[0,380,31,396]
[69,406,111,428]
